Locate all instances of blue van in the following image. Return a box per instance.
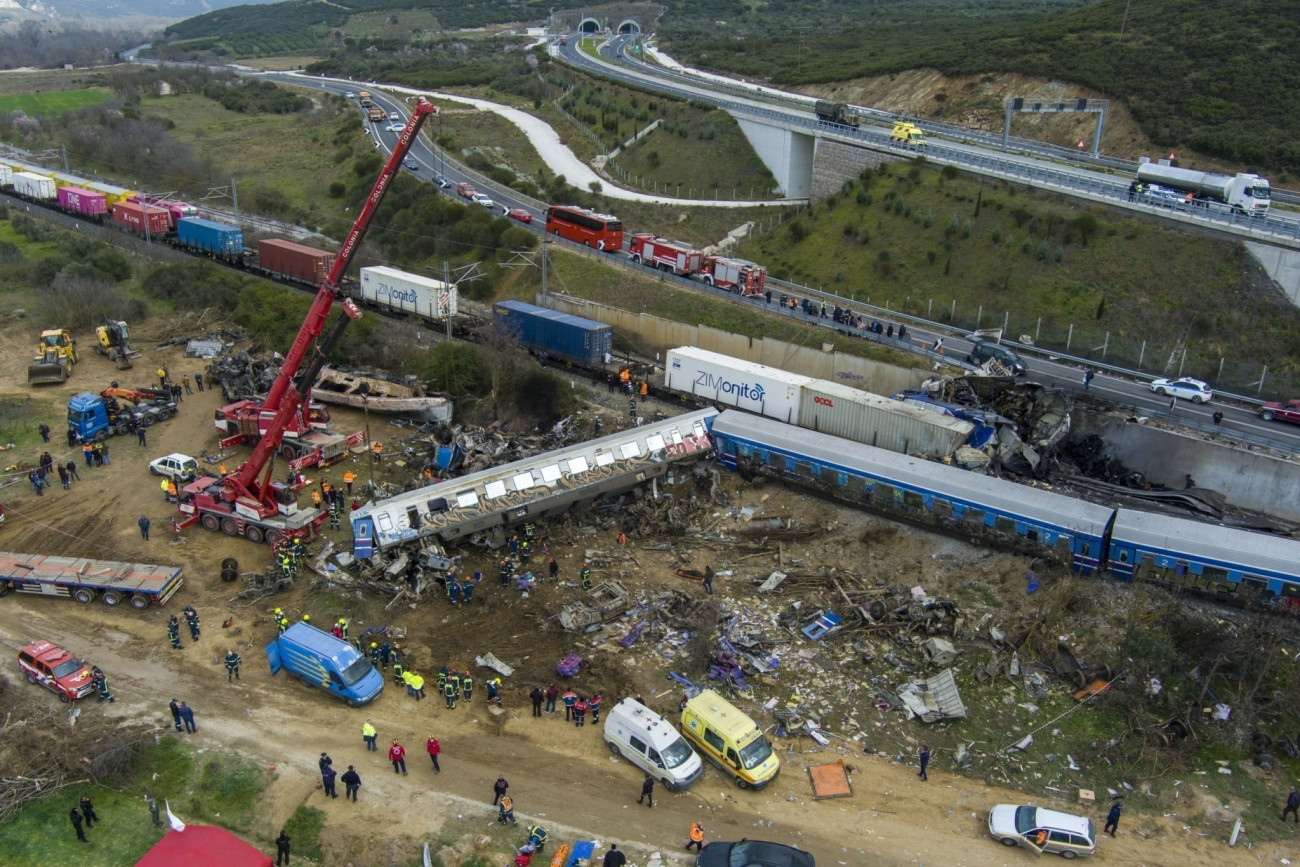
[266,623,384,706]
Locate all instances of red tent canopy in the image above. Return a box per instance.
[136,825,273,867]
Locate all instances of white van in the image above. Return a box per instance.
[603,697,703,790]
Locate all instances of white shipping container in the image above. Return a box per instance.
[0,166,12,186]
[664,346,811,424]
[799,381,974,458]
[359,265,457,319]
[14,171,56,200]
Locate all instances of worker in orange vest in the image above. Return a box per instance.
[311,489,322,507]
[686,822,705,852]
[372,442,383,463]
[342,471,356,495]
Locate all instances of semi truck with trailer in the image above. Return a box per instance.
[68,387,177,442]
[1136,159,1270,216]
[0,550,184,609]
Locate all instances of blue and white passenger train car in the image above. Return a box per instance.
[708,410,1114,573]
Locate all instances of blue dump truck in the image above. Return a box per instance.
[67,388,176,443]
[175,217,244,261]
[266,622,384,706]
[493,300,612,365]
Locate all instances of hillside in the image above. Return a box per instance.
[0,0,276,24]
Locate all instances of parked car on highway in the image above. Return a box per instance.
[404,157,419,170]
[472,192,495,209]
[987,804,1097,858]
[149,453,198,482]
[18,640,95,703]
[1150,376,1212,403]
[695,840,815,867]
[505,207,533,224]
[966,337,1026,375]
[1260,398,1300,424]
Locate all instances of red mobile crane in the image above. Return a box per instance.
[178,97,439,546]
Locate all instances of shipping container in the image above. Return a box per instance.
[258,239,334,284]
[84,180,136,207]
[0,165,14,187]
[798,381,974,459]
[111,201,170,236]
[493,300,612,365]
[360,265,457,319]
[13,171,57,200]
[664,346,811,425]
[176,217,244,259]
[57,186,108,217]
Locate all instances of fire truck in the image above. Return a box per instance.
[179,98,440,547]
[698,255,766,296]
[627,233,703,276]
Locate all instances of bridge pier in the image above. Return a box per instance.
[1245,242,1300,305]
[734,117,815,199]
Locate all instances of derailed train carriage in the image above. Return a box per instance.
[351,408,718,563]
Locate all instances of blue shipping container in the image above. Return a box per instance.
[494,300,612,365]
[176,217,244,259]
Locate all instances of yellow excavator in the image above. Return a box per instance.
[27,329,78,385]
[95,320,141,370]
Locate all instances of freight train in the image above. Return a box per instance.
[708,409,1300,608]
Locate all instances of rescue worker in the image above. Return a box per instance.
[508,534,519,555]
[628,397,637,421]
[225,649,242,682]
[461,673,474,703]
[487,678,502,704]
[580,563,592,590]
[369,643,381,665]
[437,665,449,694]
[392,655,405,687]
[343,470,356,495]
[500,557,514,587]
[462,574,476,603]
[446,573,461,606]
[589,693,602,723]
[167,615,182,649]
[371,441,383,463]
[548,557,558,581]
[277,611,290,634]
[562,688,578,721]
[379,641,391,669]
[573,695,587,727]
[527,825,548,853]
[337,618,349,640]
[522,522,536,542]
[411,671,425,701]
[91,666,115,703]
[311,489,322,508]
[402,669,415,697]
[328,500,340,530]
[362,719,378,751]
[390,643,402,669]
[519,539,532,564]
[449,669,462,701]
[443,675,457,709]
[497,794,515,824]
[301,613,311,625]
[686,822,705,852]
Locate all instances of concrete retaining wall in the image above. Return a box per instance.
[1070,413,1300,522]
[810,138,902,203]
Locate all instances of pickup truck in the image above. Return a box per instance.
[1260,399,1300,424]
[456,182,476,199]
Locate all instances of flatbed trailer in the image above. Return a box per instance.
[0,551,183,609]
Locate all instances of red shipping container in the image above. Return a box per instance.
[57,187,108,217]
[112,201,170,236]
[258,239,334,284]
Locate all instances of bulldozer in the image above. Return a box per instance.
[27,329,77,385]
[95,320,141,370]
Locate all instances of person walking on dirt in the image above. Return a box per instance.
[178,702,196,733]
[341,766,361,802]
[194,372,204,391]
[493,775,509,806]
[182,376,192,395]
[138,515,150,540]
[530,686,544,717]
[443,675,457,709]
[183,606,201,641]
[389,740,407,775]
[702,566,715,595]
[362,719,377,751]
[157,367,167,389]
[602,844,626,867]
[167,616,182,650]
[321,764,337,799]
[545,683,558,714]
[637,774,654,808]
[276,829,291,865]
[917,745,930,781]
[225,649,241,681]
[39,422,50,443]
[573,695,587,727]
[65,458,79,482]
[168,698,182,731]
[1104,801,1122,836]
[426,735,441,773]
[1282,786,1300,822]
[686,821,705,852]
[562,688,578,721]
[589,693,602,724]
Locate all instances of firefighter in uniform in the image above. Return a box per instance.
[522,522,536,542]
[580,562,592,590]
[183,605,201,641]
[461,673,474,703]
[369,643,381,665]
[446,573,461,606]
[519,539,532,564]
[443,674,457,708]
[328,499,340,530]
[499,557,514,587]
[91,666,115,703]
[527,825,548,852]
[436,665,449,695]
[392,656,405,687]
[448,669,462,703]
[462,573,476,603]
[225,649,242,681]
[167,615,182,649]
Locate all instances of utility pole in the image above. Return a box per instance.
[442,260,452,340]
[541,239,549,302]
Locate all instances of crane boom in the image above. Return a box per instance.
[232,97,438,503]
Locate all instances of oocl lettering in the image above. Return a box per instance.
[695,371,766,403]
[813,395,834,407]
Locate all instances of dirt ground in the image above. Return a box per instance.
[0,337,1294,867]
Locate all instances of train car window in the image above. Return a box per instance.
[595,450,616,467]
[455,490,478,508]
[795,460,814,476]
[994,515,1015,532]
[405,507,420,529]
[1025,527,1039,542]
[512,472,537,491]
[933,499,953,519]
[645,434,666,451]
[1057,536,1072,554]
[540,465,561,484]
[902,490,924,509]
[819,466,838,485]
[1202,566,1228,585]
[566,456,590,474]
[1116,548,1129,563]
[483,481,507,500]
[1240,575,1266,593]
[426,497,449,513]
[619,441,642,460]
[964,507,984,525]
[376,514,394,533]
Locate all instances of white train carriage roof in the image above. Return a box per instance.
[355,408,718,551]
[1112,508,1300,578]
[713,410,1113,537]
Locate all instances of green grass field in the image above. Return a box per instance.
[0,88,114,114]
